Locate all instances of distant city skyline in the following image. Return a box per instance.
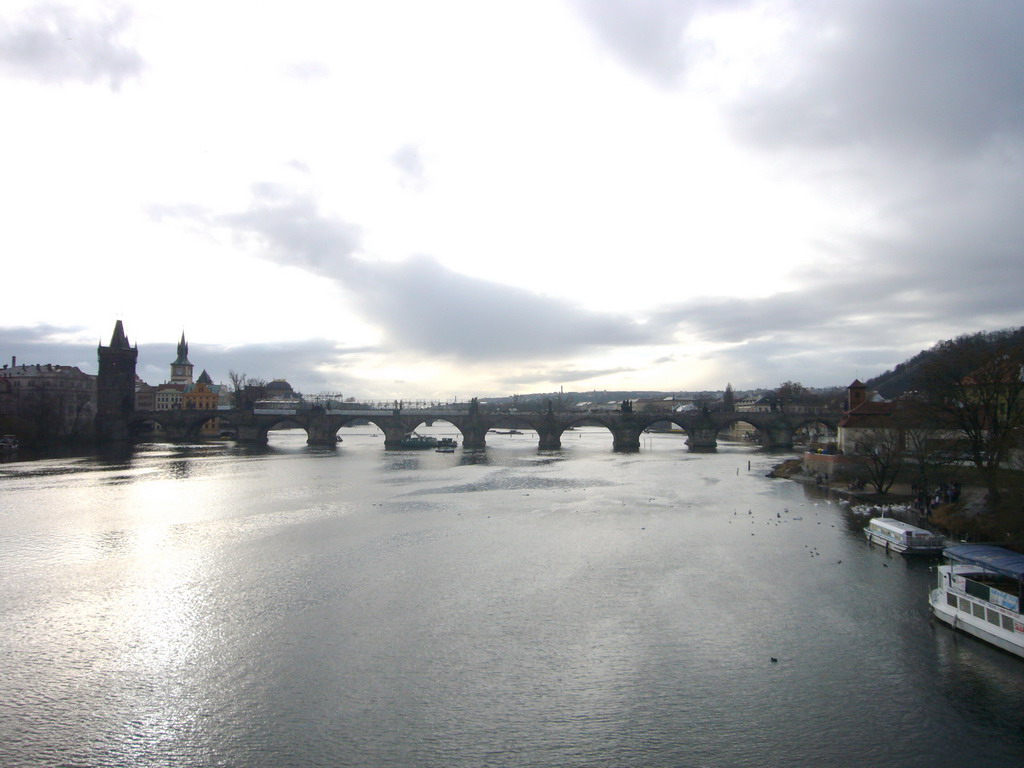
[3,1,1023,398]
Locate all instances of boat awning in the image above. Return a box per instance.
[944,545,1024,581]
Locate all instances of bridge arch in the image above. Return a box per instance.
[787,417,838,449]
[564,417,628,451]
[710,415,759,443]
[403,417,463,439]
[488,414,544,441]
[130,414,167,440]
[180,412,237,440]
[329,414,390,433]
[652,415,714,451]
[256,418,309,446]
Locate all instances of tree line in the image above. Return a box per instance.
[856,328,1024,508]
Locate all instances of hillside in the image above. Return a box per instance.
[866,326,1024,398]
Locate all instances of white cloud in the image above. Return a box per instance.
[1,0,1022,397]
[0,2,142,88]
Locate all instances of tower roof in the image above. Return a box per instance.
[108,320,131,349]
[197,369,213,385]
[172,331,191,365]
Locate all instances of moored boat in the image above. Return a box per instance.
[0,435,18,454]
[864,517,945,554]
[930,544,1024,658]
[435,437,457,452]
[399,433,438,449]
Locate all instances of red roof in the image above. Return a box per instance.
[840,400,895,428]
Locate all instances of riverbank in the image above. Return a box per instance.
[771,457,1024,550]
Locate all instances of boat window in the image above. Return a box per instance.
[946,593,958,608]
[960,597,972,612]
[965,579,991,602]
[972,603,986,619]
[1002,614,1015,631]
[987,608,1001,625]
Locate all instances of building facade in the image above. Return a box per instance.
[1,360,97,442]
[182,370,219,410]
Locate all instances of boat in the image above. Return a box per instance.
[929,544,1024,658]
[0,435,18,454]
[399,433,438,449]
[435,437,457,452]
[863,517,946,554]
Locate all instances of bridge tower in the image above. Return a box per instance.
[96,320,138,442]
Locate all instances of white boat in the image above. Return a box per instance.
[863,517,946,554]
[930,544,1024,658]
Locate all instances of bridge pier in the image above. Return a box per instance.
[235,424,266,444]
[537,426,562,451]
[611,427,641,452]
[382,423,411,449]
[686,428,718,451]
[761,427,795,450]
[460,425,488,450]
[303,410,345,446]
[306,423,339,446]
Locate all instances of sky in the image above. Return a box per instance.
[2,1,1023,400]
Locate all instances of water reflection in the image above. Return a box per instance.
[933,628,1024,727]
[93,529,135,556]
[381,456,424,472]
[3,434,1024,767]
[458,449,490,466]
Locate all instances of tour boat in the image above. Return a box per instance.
[863,517,946,554]
[435,437,457,452]
[399,433,438,449]
[930,544,1024,658]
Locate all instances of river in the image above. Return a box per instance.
[1,427,1022,767]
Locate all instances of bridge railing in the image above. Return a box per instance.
[298,397,473,413]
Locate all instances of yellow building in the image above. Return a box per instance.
[183,370,219,411]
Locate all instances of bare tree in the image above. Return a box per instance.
[917,332,1024,507]
[856,428,905,495]
[228,372,267,410]
[903,424,958,494]
[228,370,248,410]
[776,381,808,400]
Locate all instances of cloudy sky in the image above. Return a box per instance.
[3,1,1022,399]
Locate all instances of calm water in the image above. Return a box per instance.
[2,427,1022,767]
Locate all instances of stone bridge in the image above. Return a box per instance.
[129,405,841,452]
